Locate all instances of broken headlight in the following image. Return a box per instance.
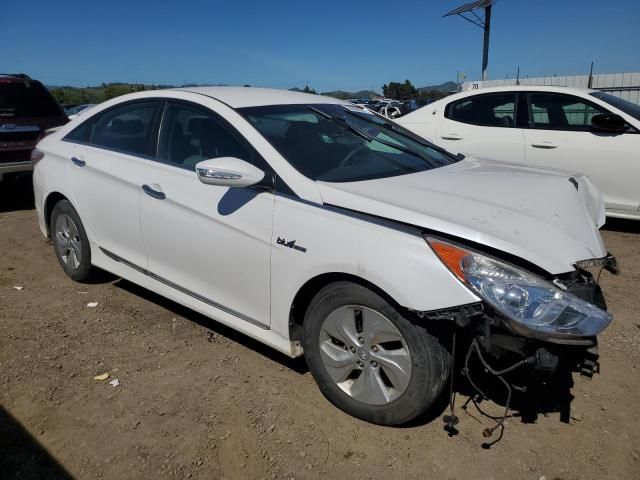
[426,237,612,340]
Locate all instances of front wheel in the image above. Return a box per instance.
[302,282,450,425]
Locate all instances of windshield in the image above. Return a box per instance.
[239,103,456,182]
[590,92,640,122]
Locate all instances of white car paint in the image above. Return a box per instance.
[397,86,640,220]
[33,87,608,359]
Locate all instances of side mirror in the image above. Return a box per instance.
[195,157,265,187]
[591,113,626,134]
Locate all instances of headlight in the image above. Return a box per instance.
[426,237,612,340]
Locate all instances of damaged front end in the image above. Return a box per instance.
[421,237,617,446]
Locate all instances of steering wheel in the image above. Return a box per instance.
[339,146,369,167]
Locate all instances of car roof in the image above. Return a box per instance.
[450,85,598,99]
[174,86,348,109]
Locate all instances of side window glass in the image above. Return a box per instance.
[64,118,94,143]
[90,102,159,156]
[530,94,606,131]
[158,102,254,171]
[447,93,516,127]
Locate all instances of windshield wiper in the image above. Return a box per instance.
[307,106,373,142]
[341,108,462,162]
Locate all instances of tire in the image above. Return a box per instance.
[50,199,95,282]
[302,281,450,426]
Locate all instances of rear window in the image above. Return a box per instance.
[0,81,64,118]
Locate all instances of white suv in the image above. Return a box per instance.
[33,87,614,426]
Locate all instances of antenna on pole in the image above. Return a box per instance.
[443,0,496,81]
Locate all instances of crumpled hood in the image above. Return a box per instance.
[317,157,607,274]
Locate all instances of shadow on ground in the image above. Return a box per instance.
[0,175,35,213]
[115,278,575,438]
[114,278,309,375]
[0,406,72,480]
[603,217,640,234]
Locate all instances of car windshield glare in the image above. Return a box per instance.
[238,104,455,182]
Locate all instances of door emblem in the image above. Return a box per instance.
[277,236,307,253]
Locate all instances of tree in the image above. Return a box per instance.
[303,85,317,94]
[382,79,417,100]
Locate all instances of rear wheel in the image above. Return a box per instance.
[50,200,95,282]
[302,281,450,425]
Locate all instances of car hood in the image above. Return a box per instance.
[317,157,607,274]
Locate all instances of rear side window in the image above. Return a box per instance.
[446,93,516,127]
[529,93,607,131]
[0,80,64,118]
[84,101,160,156]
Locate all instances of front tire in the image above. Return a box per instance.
[50,200,95,282]
[302,281,450,426]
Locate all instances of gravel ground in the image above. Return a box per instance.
[1,176,639,480]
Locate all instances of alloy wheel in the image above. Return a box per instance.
[318,305,412,405]
[54,213,82,270]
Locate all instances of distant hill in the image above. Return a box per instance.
[418,81,457,93]
[320,89,380,100]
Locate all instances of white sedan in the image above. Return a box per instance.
[397,86,640,220]
[33,87,614,426]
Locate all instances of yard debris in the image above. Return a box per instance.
[109,378,120,387]
[93,372,109,381]
[87,302,99,308]
[13,286,23,291]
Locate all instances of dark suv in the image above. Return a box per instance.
[0,74,68,180]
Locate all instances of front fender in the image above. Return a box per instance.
[269,195,479,339]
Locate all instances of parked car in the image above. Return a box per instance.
[0,74,68,181]
[397,86,640,220]
[33,87,615,426]
[65,103,97,120]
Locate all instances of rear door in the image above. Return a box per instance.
[435,92,526,162]
[523,92,640,212]
[64,100,162,268]
[138,100,275,328]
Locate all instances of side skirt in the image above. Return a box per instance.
[99,247,269,330]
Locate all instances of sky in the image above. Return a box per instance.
[2,0,639,92]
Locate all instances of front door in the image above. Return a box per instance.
[523,92,640,212]
[138,100,274,327]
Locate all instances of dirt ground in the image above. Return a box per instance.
[1,176,639,480]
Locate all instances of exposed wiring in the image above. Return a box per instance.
[462,339,532,448]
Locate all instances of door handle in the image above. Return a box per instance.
[440,134,463,140]
[71,157,86,167]
[531,142,558,149]
[142,184,166,200]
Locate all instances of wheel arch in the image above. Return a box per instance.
[44,191,70,237]
[288,272,406,343]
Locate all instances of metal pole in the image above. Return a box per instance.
[481,5,492,81]
[588,61,594,88]
[516,66,520,85]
